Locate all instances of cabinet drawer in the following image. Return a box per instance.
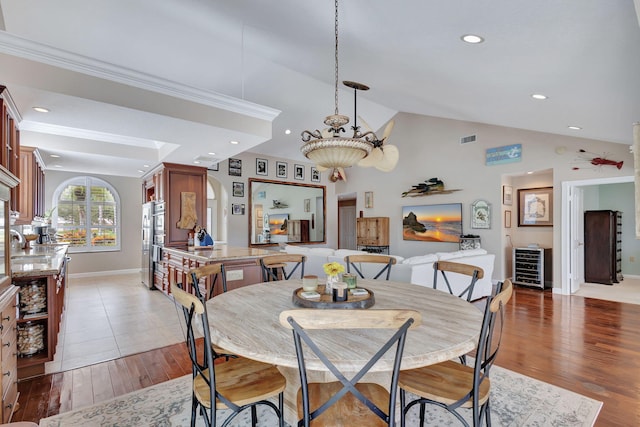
[1,355,16,401]
[1,330,16,368]
[0,305,16,334]
[2,377,17,424]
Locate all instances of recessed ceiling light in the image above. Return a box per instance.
[285,129,291,135]
[229,140,239,145]
[54,164,63,168]
[527,171,534,175]
[143,164,150,168]
[531,94,548,100]
[50,154,60,158]
[207,152,216,156]
[193,160,201,164]
[568,126,582,130]
[461,34,484,44]
[137,170,145,173]
[33,107,50,113]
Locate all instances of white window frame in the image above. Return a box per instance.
[52,176,121,253]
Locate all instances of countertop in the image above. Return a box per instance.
[11,244,70,278]
[162,244,275,261]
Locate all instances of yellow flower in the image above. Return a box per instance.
[323,262,345,276]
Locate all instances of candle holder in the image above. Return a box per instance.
[332,282,348,302]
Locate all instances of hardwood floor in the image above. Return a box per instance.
[12,286,640,426]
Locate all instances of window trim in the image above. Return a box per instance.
[52,176,121,253]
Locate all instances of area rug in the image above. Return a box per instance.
[39,364,601,427]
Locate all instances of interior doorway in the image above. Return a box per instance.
[561,175,634,294]
[338,196,357,250]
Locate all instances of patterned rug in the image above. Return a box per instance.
[40,364,602,426]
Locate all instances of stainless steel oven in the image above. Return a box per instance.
[151,201,165,285]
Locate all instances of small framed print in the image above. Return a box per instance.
[518,186,553,226]
[311,167,320,182]
[232,181,244,197]
[232,203,245,215]
[364,191,373,209]
[471,199,491,229]
[503,185,513,206]
[304,198,311,212]
[276,161,287,178]
[294,164,304,180]
[504,210,512,228]
[229,158,242,176]
[256,158,268,176]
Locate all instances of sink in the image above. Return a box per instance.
[11,255,52,264]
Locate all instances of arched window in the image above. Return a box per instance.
[52,176,121,252]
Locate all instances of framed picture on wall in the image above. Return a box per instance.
[232,203,245,215]
[294,164,304,180]
[504,210,512,228]
[503,185,513,205]
[311,167,320,182]
[518,187,553,226]
[256,158,268,176]
[471,199,491,229]
[276,161,287,178]
[232,182,244,197]
[229,158,242,176]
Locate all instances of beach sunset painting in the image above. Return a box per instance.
[402,203,462,242]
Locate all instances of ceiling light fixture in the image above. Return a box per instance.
[33,107,49,113]
[229,140,239,145]
[568,126,582,130]
[50,154,60,158]
[285,129,291,135]
[461,34,484,44]
[207,152,216,156]
[300,0,397,176]
[531,94,548,100]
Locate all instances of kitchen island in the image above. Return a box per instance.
[11,244,69,379]
[159,245,275,298]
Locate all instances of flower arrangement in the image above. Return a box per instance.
[323,262,345,277]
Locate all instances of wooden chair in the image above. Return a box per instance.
[345,254,396,280]
[433,260,484,302]
[171,281,286,427]
[398,279,513,427]
[280,308,422,427]
[188,263,235,361]
[260,254,306,281]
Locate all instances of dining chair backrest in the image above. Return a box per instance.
[345,254,396,280]
[260,254,306,281]
[280,309,421,427]
[432,260,484,301]
[189,262,227,300]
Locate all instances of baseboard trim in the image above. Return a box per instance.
[68,269,140,279]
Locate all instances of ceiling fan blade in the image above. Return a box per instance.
[381,120,395,141]
[357,115,376,135]
[316,164,329,172]
[358,147,383,167]
[375,145,399,172]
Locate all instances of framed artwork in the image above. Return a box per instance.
[208,162,219,171]
[311,167,320,182]
[269,213,289,235]
[232,181,244,197]
[276,161,287,178]
[518,187,553,226]
[505,210,512,228]
[229,158,242,176]
[401,203,462,242]
[294,164,304,180]
[304,198,311,212]
[471,199,491,229]
[502,185,513,205]
[256,158,268,176]
[231,203,245,215]
[364,191,374,208]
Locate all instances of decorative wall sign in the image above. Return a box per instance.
[471,199,491,229]
[256,158,268,176]
[503,185,513,205]
[486,144,522,166]
[518,187,553,226]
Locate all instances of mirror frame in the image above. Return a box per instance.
[248,178,326,247]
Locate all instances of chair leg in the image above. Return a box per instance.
[191,396,197,427]
[419,402,426,426]
[400,389,406,427]
[279,392,285,427]
[251,405,258,426]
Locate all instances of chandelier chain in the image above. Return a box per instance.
[333,0,339,116]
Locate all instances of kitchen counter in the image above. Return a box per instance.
[162,244,275,261]
[10,243,69,278]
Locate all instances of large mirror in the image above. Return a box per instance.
[249,178,326,247]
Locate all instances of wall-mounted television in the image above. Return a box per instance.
[402,203,462,242]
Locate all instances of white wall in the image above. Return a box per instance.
[336,112,634,289]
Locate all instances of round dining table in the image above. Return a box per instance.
[206,278,484,424]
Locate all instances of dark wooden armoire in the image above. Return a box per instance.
[584,210,623,285]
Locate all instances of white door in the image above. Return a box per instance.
[568,185,585,293]
[339,205,357,249]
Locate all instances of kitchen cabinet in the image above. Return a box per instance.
[0,86,21,214]
[142,163,206,247]
[357,217,390,253]
[288,219,309,243]
[0,286,18,423]
[584,210,623,285]
[16,146,45,224]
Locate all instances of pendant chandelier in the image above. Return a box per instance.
[300,0,383,174]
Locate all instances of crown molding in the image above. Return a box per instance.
[0,31,280,121]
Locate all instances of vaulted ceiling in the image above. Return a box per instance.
[0,0,638,177]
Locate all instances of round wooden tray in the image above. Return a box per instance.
[292,286,375,309]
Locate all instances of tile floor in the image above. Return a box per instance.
[45,272,186,374]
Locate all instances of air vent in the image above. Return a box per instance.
[460,134,477,145]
